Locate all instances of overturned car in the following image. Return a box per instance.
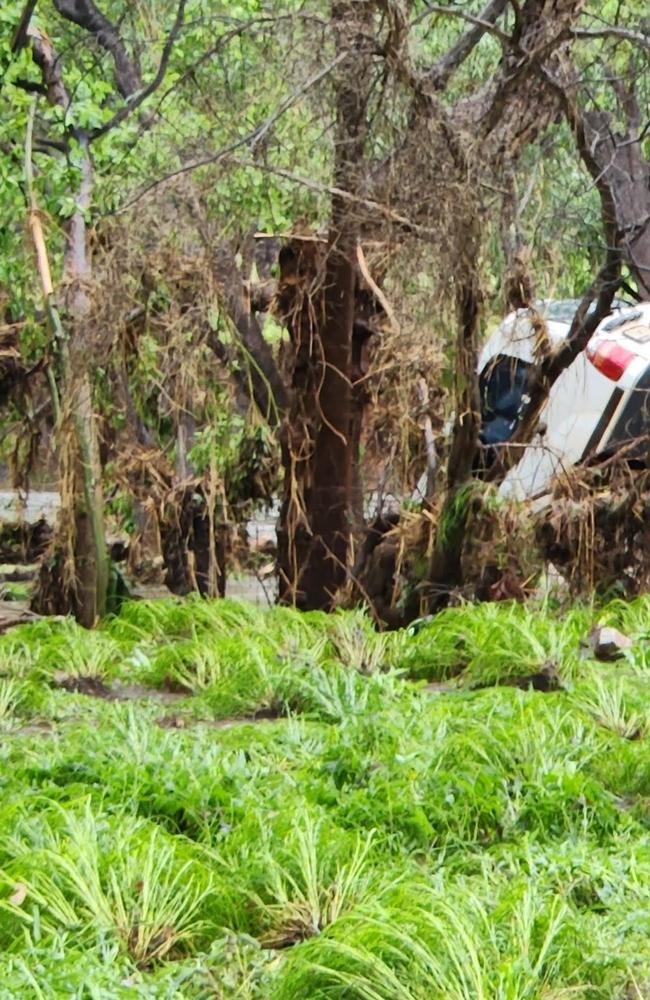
[478,299,650,498]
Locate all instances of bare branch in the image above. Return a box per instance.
[210,250,288,426]
[52,0,142,98]
[183,195,286,423]
[27,26,70,110]
[423,0,510,89]
[573,26,650,54]
[487,243,621,484]
[88,0,187,141]
[415,0,510,41]
[10,0,38,52]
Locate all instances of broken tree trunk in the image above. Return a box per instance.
[275,233,356,608]
[426,262,483,609]
[275,238,328,607]
[277,247,360,607]
[299,231,356,609]
[276,3,372,610]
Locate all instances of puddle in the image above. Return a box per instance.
[13,720,55,737]
[112,682,188,704]
[422,681,458,694]
[52,674,189,704]
[156,711,280,731]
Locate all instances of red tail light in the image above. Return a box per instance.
[586,341,636,381]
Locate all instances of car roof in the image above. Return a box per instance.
[478,297,646,371]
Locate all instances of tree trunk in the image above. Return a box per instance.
[52,141,109,626]
[67,368,110,626]
[299,232,355,608]
[277,1,371,610]
[583,106,650,298]
[160,483,226,598]
[276,239,326,607]
[24,111,109,625]
[427,265,482,608]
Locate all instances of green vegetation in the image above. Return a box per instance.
[1,596,650,995]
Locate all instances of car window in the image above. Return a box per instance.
[480,354,531,424]
[542,299,582,323]
[476,354,532,466]
[540,297,631,325]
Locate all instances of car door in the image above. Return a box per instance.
[499,350,625,498]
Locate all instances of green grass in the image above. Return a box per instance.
[1,595,650,995]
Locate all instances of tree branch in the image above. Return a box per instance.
[211,245,288,426]
[487,68,623,483]
[27,27,70,110]
[88,0,187,141]
[478,0,584,142]
[487,243,621,484]
[415,0,510,41]
[10,0,38,52]
[12,78,47,96]
[423,0,510,89]
[573,26,650,54]
[52,0,141,98]
[183,194,287,424]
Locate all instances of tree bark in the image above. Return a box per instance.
[212,246,287,425]
[486,77,624,483]
[277,2,371,610]
[22,91,109,625]
[31,136,110,626]
[298,231,356,608]
[583,105,650,298]
[58,137,110,625]
[67,370,110,626]
[426,258,483,607]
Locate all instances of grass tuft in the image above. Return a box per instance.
[2,593,650,994]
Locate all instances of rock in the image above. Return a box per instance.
[157,714,186,730]
[589,626,633,662]
[53,672,115,698]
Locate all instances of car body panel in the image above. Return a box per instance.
[478,300,650,499]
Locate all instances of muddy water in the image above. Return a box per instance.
[0,491,60,522]
[0,490,279,606]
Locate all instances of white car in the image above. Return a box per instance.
[478,299,650,498]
